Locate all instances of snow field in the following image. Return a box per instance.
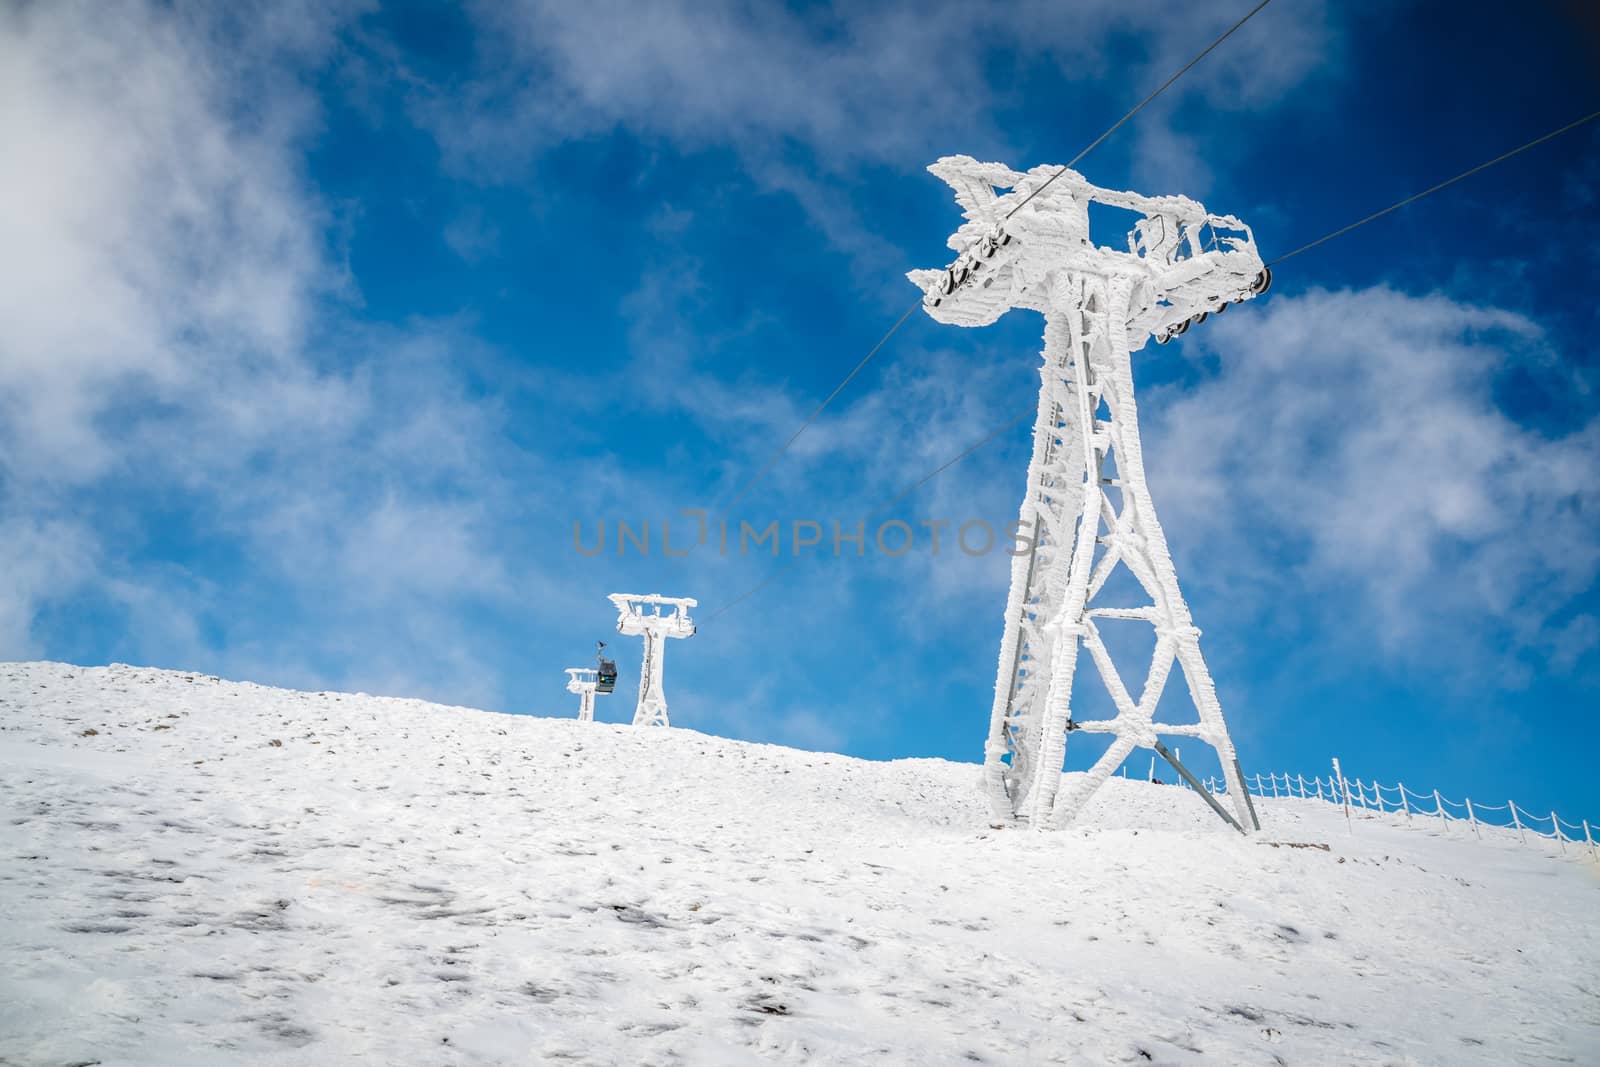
[1,662,1595,1065]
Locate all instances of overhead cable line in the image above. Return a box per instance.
[714,0,1280,514]
[704,406,1035,624]
[1268,108,1600,266]
[1004,0,1277,219]
[719,300,920,513]
[706,104,1600,623]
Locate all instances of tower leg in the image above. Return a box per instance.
[1013,274,1251,831]
[986,313,1089,819]
[633,630,671,727]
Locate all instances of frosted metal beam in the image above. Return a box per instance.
[910,156,1267,831]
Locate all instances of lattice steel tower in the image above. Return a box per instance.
[564,668,601,722]
[608,593,697,727]
[909,156,1270,831]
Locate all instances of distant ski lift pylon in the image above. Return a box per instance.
[909,155,1266,833]
[564,668,603,723]
[608,593,696,727]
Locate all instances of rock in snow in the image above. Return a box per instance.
[0,662,1595,1064]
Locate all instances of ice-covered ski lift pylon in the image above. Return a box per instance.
[564,668,603,722]
[909,156,1266,832]
[608,593,696,728]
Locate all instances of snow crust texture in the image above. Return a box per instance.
[1,663,1596,1065]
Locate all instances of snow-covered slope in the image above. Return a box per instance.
[1,663,1594,1065]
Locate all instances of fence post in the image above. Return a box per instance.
[1585,820,1596,859]
[1269,774,1278,798]
[1509,801,1525,844]
[1550,812,1565,854]
[1465,798,1481,839]
[1332,758,1352,834]
[1398,782,1412,823]
[1148,756,1155,782]
[1316,778,1324,801]
[1295,774,1305,799]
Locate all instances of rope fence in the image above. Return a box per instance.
[1196,766,1598,859]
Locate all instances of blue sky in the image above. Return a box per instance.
[3,1,1597,820]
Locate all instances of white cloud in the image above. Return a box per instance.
[0,1,347,482]
[0,517,98,657]
[443,208,499,262]
[696,284,1600,692]
[1145,285,1599,672]
[417,0,1337,262]
[612,250,1038,522]
[426,1,978,174]
[0,2,559,702]
[1128,119,1214,197]
[433,1,1333,169]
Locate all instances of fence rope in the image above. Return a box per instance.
[1200,766,1597,859]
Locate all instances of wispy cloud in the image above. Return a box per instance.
[0,1,335,481]
[0,1,570,704]
[1147,285,1599,675]
[416,0,1338,253]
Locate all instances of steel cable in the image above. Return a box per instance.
[712,0,1282,516]
[706,105,1600,623]
[1266,109,1600,267]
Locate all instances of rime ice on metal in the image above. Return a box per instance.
[564,668,602,722]
[608,593,697,727]
[909,156,1269,831]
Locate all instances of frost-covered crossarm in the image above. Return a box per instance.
[907,156,1270,346]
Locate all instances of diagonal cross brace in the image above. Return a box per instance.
[1155,741,1244,834]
